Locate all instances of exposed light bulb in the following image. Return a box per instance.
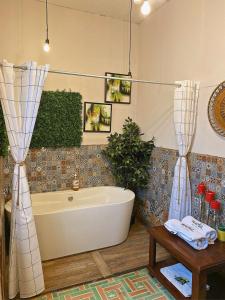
[141,0,151,16]
[43,39,50,52]
[133,0,142,4]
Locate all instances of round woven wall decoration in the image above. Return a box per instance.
[208,81,225,137]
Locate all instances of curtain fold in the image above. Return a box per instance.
[169,80,200,220]
[0,60,48,298]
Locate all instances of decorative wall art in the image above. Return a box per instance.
[208,81,225,137]
[83,102,112,133]
[105,72,132,104]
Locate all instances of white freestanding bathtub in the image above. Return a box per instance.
[5,186,134,261]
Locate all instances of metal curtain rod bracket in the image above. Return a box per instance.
[0,64,181,88]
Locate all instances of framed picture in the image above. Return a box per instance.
[105,72,132,104]
[83,102,112,133]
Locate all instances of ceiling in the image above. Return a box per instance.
[37,0,169,24]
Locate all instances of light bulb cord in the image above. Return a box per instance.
[45,0,49,42]
[128,0,132,76]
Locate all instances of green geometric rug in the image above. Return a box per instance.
[36,268,174,300]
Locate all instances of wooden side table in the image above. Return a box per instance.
[148,226,225,300]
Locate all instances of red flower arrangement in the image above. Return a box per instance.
[205,191,216,203]
[197,182,206,195]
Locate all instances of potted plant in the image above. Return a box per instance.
[102,117,155,224]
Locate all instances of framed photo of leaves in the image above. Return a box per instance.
[83,102,112,133]
[104,72,132,104]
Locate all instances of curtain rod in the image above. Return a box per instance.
[1,64,181,88]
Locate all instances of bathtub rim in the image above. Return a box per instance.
[5,186,135,216]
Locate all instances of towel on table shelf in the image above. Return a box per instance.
[165,219,206,241]
[182,216,217,243]
[164,219,208,250]
[178,235,208,250]
[160,263,192,298]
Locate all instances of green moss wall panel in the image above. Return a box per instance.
[0,90,83,155]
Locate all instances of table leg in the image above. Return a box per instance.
[149,234,156,268]
[192,271,207,300]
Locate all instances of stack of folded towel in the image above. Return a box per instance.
[164,216,217,250]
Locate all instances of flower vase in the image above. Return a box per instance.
[199,194,205,222]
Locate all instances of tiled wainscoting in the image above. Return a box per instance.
[137,147,225,226]
[2,145,225,226]
[2,145,114,193]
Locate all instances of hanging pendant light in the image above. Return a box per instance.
[43,0,50,52]
[43,39,50,52]
[133,0,142,4]
[141,0,151,16]
[128,0,133,77]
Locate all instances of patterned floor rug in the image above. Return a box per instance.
[37,268,174,300]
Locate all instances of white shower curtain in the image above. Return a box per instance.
[0,60,48,299]
[169,80,200,220]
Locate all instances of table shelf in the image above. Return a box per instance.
[148,226,225,300]
[148,258,191,300]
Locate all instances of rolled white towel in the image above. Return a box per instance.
[164,220,208,250]
[182,216,217,243]
[165,219,205,241]
[164,219,181,234]
[177,233,208,250]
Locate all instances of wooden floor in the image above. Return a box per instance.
[42,222,169,293]
[12,221,225,300]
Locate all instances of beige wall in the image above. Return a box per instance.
[137,0,225,157]
[0,0,139,145]
[2,0,225,155]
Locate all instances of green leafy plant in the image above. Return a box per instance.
[102,117,155,192]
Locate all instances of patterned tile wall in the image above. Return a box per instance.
[2,145,114,193]
[2,145,225,226]
[137,147,225,226]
